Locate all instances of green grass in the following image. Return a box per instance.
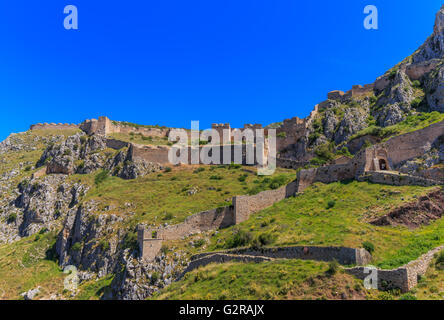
[204,181,442,269]
[0,232,65,300]
[70,165,296,229]
[151,259,369,300]
[108,132,171,146]
[350,112,444,142]
[74,275,114,300]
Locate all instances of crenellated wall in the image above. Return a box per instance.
[30,123,79,131]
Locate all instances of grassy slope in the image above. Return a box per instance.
[0,232,65,300]
[69,165,296,228]
[156,181,443,301]
[204,181,443,269]
[108,132,171,146]
[152,260,370,300]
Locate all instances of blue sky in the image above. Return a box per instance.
[0,1,441,140]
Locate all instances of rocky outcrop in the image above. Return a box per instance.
[14,175,88,237]
[56,201,124,278]
[105,249,185,300]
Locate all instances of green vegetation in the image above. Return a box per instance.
[350,112,444,142]
[206,181,442,269]
[152,259,368,300]
[362,241,375,254]
[0,232,65,299]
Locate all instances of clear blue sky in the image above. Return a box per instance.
[0,0,441,140]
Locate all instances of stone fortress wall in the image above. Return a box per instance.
[295,120,444,193]
[179,246,371,280]
[346,245,444,293]
[138,181,299,260]
[30,123,79,131]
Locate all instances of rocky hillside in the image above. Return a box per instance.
[0,7,443,301]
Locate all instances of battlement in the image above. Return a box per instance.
[30,123,79,131]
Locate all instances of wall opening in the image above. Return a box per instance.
[379,159,388,171]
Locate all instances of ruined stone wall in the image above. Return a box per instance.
[105,139,130,150]
[346,245,444,293]
[129,144,171,165]
[233,181,298,224]
[193,246,371,266]
[79,116,170,138]
[155,206,235,241]
[178,253,273,279]
[295,162,358,193]
[358,171,441,187]
[137,227,164,261]
[383,120,444,166]
[276,158,309,170]
[30,123,79,131]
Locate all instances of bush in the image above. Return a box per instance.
[94,170,109,186]
[193,167,205,174]
[238,174,248,182]
[123,231,139,253]
[326,259,339,276]
[399,293,417,300]
[256,233,276,246]
[411,80,421,88]
[226,229,253,248]
[210,175,223,180]
[63,149,72,156]
[229,163,241,169]
[24,165,32,172]
[71,242,82,252]
[193,239,205,248]
[164,167,172,173]
[277,132,287,138]
[163,212,174,220]
[7,213,17,224]
[326,200,336,209]
[362,241,375,254]
[435,251,444,270]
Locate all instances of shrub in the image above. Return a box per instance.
[435,251,444,270]
[94,170,109,186]
[151,272,160,284]
[80,136,87,144]
[256,233,276,246]
[362,241,375,254]
[210,175,223,180]
[399,293,417,300]
[71,242,82,252]
[39,228,49,234]
[193,167,205,174]
[164,167,172,173]
[123,231,139,253]
[229,163,241,169]
[99,239,110,251]
[163,212,174,220]
[277,132,287,138]
[63,149,72,156]
[193,239,205,248]
[238,174,248,182]
[411,80,421,88]
[24,165,32,172]
[7,213,17,224]
[326,259,339,276]
[226,229,253,248]
[326,200,336,209]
